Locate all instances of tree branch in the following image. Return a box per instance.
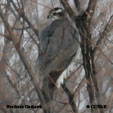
[86,0,97,22]
[60,0,77,21]
[9,0,39,37]
[94,15,113,53]
[0,8,47,112]
[74,0,81,11]
[62,84,77,113]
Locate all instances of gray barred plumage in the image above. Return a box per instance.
[37,7,79,103]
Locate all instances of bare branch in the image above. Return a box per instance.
[94,15,113,53]
[74,0,81,11]
[9,0,39,37]
[86,0,97,22]
[97,48,113,65]
[62,84,77,113]
[9,6,40,48]
[60,0,77,21]
[0,8,47,110]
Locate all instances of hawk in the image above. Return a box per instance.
[37,7,79,102]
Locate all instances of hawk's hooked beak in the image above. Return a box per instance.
[47,15,50,19]
[47,15,51,19]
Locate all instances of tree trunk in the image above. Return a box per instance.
[76,14,103,113]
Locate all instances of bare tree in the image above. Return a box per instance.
[0,0,113,113]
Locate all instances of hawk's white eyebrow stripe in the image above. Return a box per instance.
[55,9,63,13]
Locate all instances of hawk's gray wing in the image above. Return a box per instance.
[38,19,79,77]
[40,19,64,55]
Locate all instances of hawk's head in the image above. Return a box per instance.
[47,7,65,18]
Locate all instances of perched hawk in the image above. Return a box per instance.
[38,7,79,102]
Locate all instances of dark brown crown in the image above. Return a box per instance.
[47,7,64,18]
